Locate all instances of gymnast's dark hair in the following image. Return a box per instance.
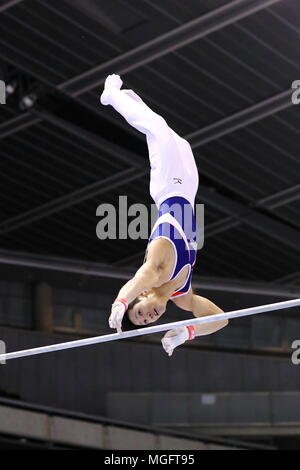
[122,297,145,331]
[127,297,141,312]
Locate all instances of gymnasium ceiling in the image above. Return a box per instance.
[0,0,300,286]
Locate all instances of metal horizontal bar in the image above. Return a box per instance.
[0,299,299,361]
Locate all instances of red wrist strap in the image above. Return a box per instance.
[113,298,128,311]
[186,325,196,340]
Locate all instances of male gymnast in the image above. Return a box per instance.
[100,74,228,356]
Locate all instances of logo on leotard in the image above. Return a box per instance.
[173,177,183,184]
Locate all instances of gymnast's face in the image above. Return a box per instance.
[127,291,166,326]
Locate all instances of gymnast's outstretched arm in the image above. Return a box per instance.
[174,292,227,335]
[108,238,173,332]
[109,261,161,333]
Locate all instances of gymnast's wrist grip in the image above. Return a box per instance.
[186,325,196,340]
[112,298,128,311]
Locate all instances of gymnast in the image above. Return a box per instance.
[100,74,228,356]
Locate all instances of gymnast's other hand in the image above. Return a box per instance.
[109,299,127,333]
[161,327,189,357]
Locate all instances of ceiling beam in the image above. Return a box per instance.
[0,0,23,13]
[186,90,292,147]
[32,109,144,169]
[186,181,300,245]
[274,270,300,284]
[0,249,298,298]
[0,167,145,234]
[0,0,282,141]
[200,186,300,253]
[59,0,281,96]
[0,113,40,139]
[257,183,300,209]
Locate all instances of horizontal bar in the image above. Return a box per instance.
[0,299,299,362]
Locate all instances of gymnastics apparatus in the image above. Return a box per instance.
[0,299,299,361]
[1,75,299,362]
